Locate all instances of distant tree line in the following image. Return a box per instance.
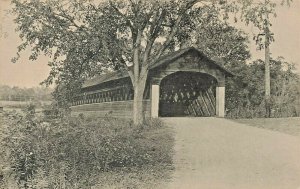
[0,85,53,102]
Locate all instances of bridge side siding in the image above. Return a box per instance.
[71,100,151,118]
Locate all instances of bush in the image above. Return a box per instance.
[0,106,173,188]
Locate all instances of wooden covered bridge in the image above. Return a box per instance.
[71,47,233,118]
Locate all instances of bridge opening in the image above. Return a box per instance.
[159,72,217,117]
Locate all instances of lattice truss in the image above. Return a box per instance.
[72,86,134,106]
[72,83,151,106]
[160,72,217,117]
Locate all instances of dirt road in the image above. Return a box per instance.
[163,118,300,189]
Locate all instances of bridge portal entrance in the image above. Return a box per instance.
[159,72,217,117]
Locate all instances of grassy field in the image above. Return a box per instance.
[233,117,300,137]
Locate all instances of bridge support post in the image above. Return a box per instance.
[216,85,225,117]
[151,79,161,118]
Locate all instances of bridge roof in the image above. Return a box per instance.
[82,47,233,88]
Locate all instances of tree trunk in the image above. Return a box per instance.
[133,78,147,126]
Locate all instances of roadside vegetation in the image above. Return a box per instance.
[226,57,300,118]
[0,105,174,189]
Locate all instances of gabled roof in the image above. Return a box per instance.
[150,47,233,74]
[82,70,129,88]
[82,47,233,88]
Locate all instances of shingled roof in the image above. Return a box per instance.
[82,47,233,88]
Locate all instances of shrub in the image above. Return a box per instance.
[0,106,173,188]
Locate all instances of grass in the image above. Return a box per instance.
[92,121,174,189]
[93,165,172,189]
[233,117,300,137]
[90,117,174,189]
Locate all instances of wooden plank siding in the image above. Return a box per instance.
[71,100,151,118]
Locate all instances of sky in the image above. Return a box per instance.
[0,0,300,88]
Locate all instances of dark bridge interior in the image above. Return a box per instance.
[159,72,217,117]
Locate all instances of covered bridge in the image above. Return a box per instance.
[71,47,233,118]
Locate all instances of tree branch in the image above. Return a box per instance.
[152,0,201,62]
[151,9,166,39]
[161,23,174,27]
[49,11,90,35]
[120,56,135,86]
[108,1,138,44]
[139,8,167,78]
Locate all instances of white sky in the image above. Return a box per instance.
[0,0,299,88]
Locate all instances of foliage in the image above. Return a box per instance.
[226,57,300,118]
[188,5,251,64]
[0,106,173,188]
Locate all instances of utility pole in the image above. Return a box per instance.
[256,0,272,117]
[264,0,271,117]
[264,26,271,117]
